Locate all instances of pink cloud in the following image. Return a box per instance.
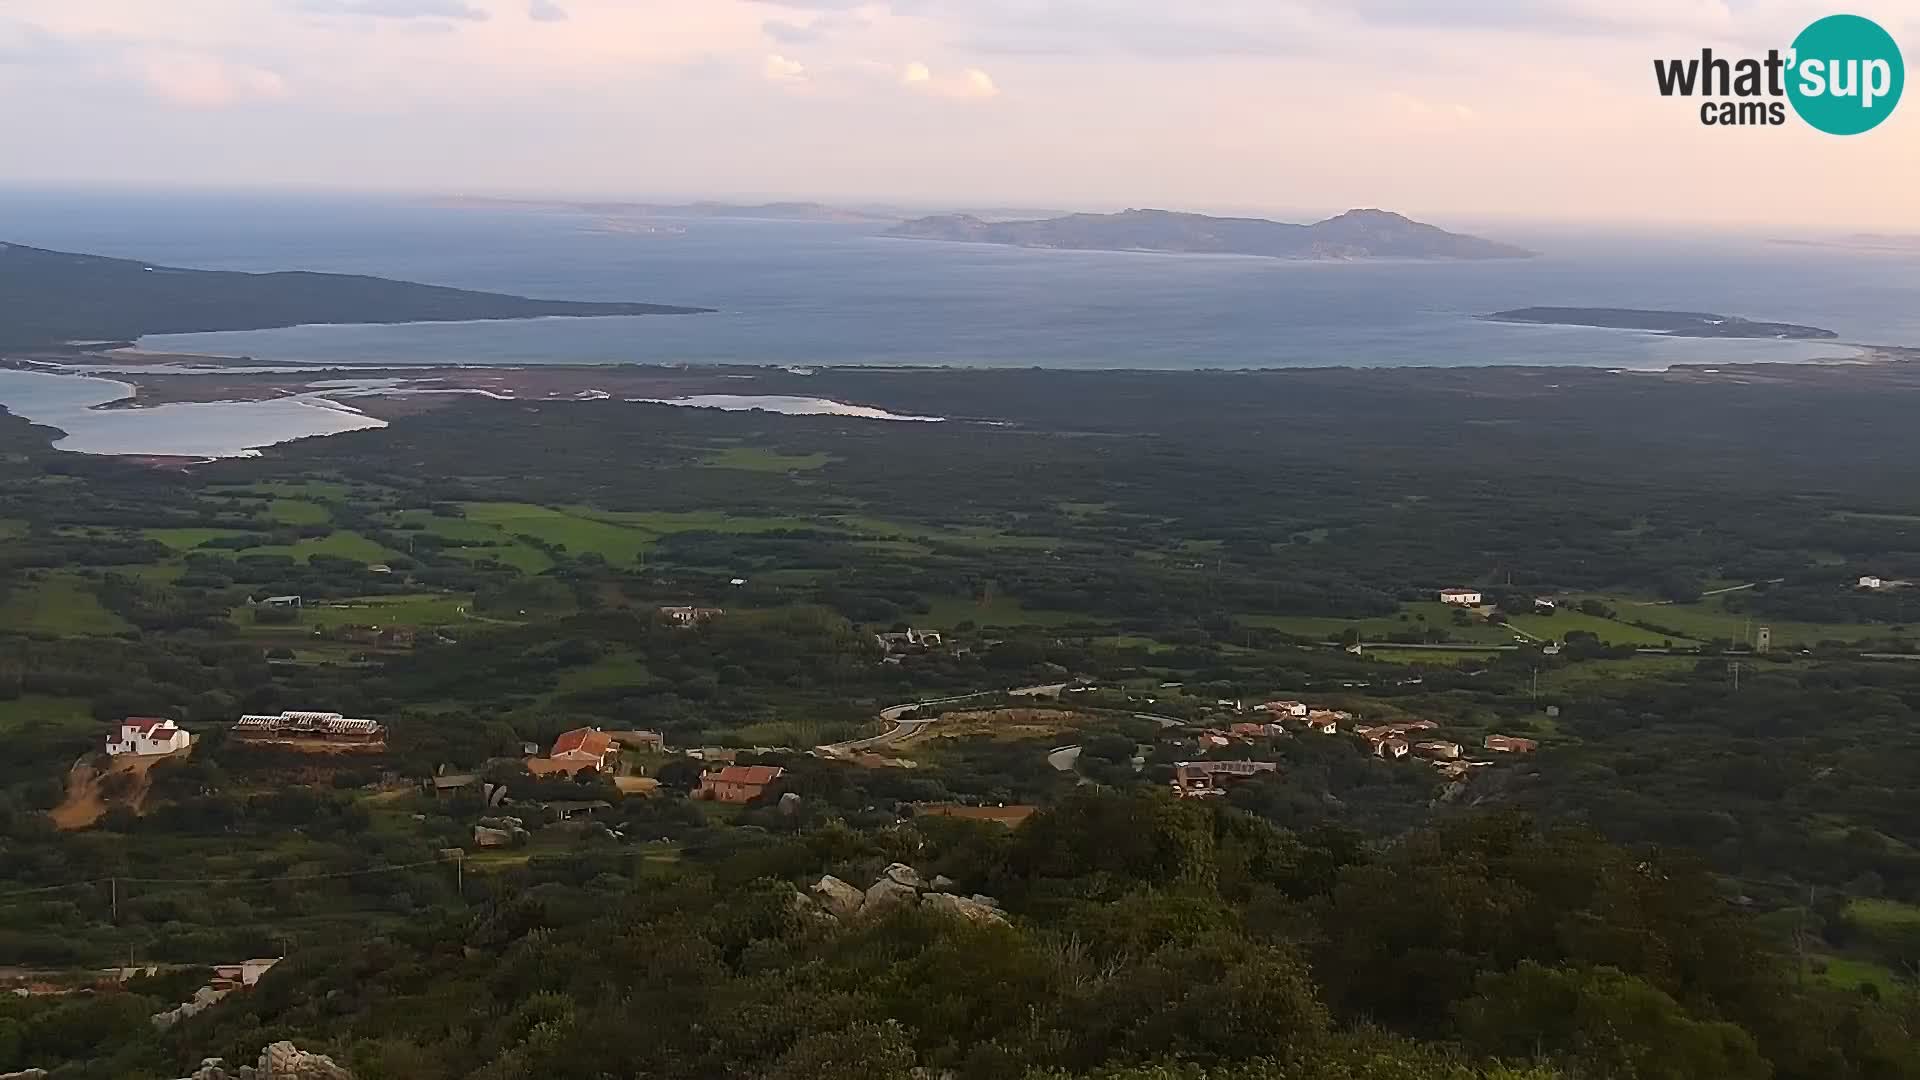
[139,53,288,107]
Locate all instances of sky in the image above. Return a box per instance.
[0,0,1916,230]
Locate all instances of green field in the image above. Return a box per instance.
[699,447,833,472]
[1538,655,1705,693]
[1809,954,1903,996]
[0,695,100,738]
[554,651,653,693]
[922,594,1100,629]
[242,531,398,564]
[232,593,470,630]
[1241,602,1521,646]
[393,511,554,573]
[0,575,132,636]
[265,498,332,525]
[1363,647,1509,665]
[1505,610,1698,647]
[211,480,357,500]
[462,504,656,565]
[0,519,24,540]
[1576,593,1895,647]
[143,527,259,551]
[583,508,822,536]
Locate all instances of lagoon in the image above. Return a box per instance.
[0,369,384,457]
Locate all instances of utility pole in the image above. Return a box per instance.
[1731,660,1742,692]
[110,877,117,923]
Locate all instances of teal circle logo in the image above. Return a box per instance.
[1787,14,1904,135]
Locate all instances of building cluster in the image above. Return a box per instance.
[105,717,193,758]
[1171,759,1279,798]
[875,626,945,655]
[231,711,387,751]
[658,605,725,627]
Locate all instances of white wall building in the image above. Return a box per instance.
[1439,589,1483,606]
[1860,576,1887,590]
[105,717,191,757]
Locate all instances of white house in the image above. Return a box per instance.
[105,717,191,757]
[1860,576,1887,590]
[1439,589,1483,606]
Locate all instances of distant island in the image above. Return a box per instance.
[441,197,900,224]
[1484,307,1837,340]
[884,208,1536,260]
[0,242,712,349]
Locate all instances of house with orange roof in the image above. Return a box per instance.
[697,764,785,804]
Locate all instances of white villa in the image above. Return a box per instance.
[105,717,192,757]
[1439,589,1483,605]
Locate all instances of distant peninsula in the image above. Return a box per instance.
[0,242,712,349]
[885,208,1536,260]
[1484,307,1837,340]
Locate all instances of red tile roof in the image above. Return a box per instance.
[710,765,784,787]
[124,717,172,736]
[550,727,614,761]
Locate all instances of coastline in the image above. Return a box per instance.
[2,341,1916,461]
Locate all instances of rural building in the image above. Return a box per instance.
[1366,735,1410,759]
[875,627,943,653]
[659,605,725,626]
[262,595,303,609]
[1171,760,1278,798]
[232,711,386,750]
[1860,576,1887,590]
[610,730,667,752]
[1304,715,1341,735]
[524,757,602,778]
[1534,597,1557,611]
[1257,700,1310,718]
[105,717,192,757]
[697,764,785,803]
[1439,589,1483,606]
[210,958,280,992]
[548,727,619,771]
[1230,722,1285,738]
[1484,734,1540,754]
[1414,740,1463,760]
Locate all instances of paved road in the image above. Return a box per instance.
[818,683,1077,759]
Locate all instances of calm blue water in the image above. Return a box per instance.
[3,187,1917,370]
[0,368,383,457]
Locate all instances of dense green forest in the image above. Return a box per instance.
[6,361,1920,1076]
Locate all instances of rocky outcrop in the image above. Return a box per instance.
[862,877,921,914]
[810,875,866,919]
[921,892,1010,927]
[180,1041,352,1080]
[795,866,1007,927]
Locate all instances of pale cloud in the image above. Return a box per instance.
[528,0,569,22]
[139,52,288,107]
[294,0,491,21]
[0,0,1914,229]
[900,61,997,99]
[763,52,808,82]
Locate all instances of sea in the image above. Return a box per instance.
[2,186,1918,455]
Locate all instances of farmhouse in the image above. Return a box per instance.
[548,727,619,771]
[105,717,192,757]
[262,595,303,609]
[1439,589,1483,606]
[697,764,785,803]
[231,711,386,751]
[1414,740,1463,760]
[1256,700,1310,718]
[659,605,725,626]
[1485,734,1540,754]
[1859,576,1887,590]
